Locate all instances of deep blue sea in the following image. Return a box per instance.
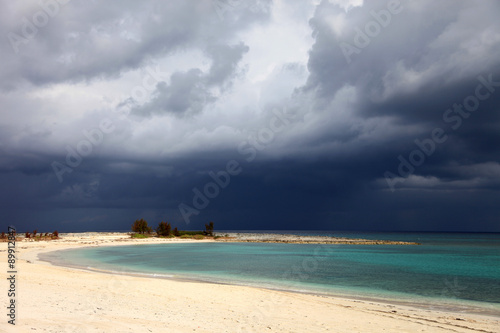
[42,231,500,315]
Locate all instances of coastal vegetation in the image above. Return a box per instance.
[130,233,149,239]
[204,222,214,236]
[131,218,152,234]
[156,221,172,237]
[0,230,59,242]
[130,219,216,240]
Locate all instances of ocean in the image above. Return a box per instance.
[41,231,500,315]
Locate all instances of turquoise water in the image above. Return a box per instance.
[42,232,500,314]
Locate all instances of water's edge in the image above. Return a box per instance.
[38,244,500,318]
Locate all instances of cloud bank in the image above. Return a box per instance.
[1,0,499,232]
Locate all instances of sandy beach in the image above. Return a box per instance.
[2,233,499,333]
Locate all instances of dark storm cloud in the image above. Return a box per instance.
[297,0,500,193]
[0,0,268,88]
[130,42,249,116]
[131,68,214,116]
[1,0,500,233]
[206,43,250,86]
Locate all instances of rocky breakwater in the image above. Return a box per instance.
[215,233,420,245]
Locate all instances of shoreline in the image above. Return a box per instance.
[40,250,500,318]
[33,231,422,245]
[38,237,499,318]
[4,232,499,332]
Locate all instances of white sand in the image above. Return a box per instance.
[1,233,499,332]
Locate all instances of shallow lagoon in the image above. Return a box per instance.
[42,232,500,315]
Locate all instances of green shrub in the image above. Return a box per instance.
[179,233,205,240]
[178,230,204,236]
[131,233,149,239]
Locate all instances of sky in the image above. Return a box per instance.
[1,0,500,233]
